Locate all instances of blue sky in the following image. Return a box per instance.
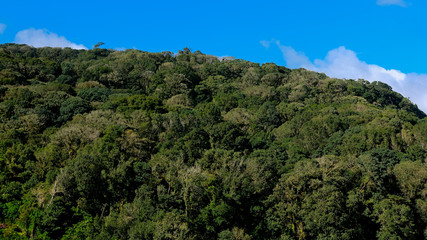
[1,0,427,111]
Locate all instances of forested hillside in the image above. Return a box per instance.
[0,44,426,239]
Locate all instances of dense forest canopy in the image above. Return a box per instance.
[0,43,426,239]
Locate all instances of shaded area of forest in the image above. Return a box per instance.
[0,44,426,239]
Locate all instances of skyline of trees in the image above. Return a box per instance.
[0,44,425,239]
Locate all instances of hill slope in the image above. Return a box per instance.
[0,44,426,239]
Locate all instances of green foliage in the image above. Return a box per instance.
[105,94,164,115]
[57,97,91,123]
[0,44,426,239]
[77,87,112,102]
[374,196,417,240]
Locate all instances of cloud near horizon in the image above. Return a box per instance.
[14,28,87,50]
[0,23,6,34]
[260,40,274,49]
[262,40,427,113]
[376,0,408,7]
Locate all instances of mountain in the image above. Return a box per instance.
[0,44,426,239]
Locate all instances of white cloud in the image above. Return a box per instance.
[396,73,427,111]
[275,41,312,69]
[14,28,87,50]
[0,23,6,34]
[260,39,275,49]
[377,0,408,7]
[268,41,427,113]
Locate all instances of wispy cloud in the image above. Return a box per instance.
[275,41,312,69]
[262,40,427,113]
[0,23,6,34]
[376,0,408,7]
[260,39,275,49]
[14,28,87,49]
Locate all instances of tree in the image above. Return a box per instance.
[57,97,91,123]
[94,42,105,48]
